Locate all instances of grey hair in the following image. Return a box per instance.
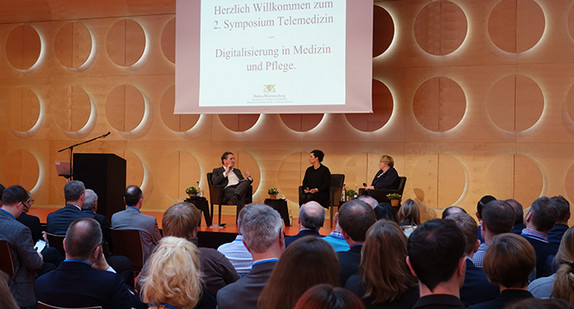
[64,180,85,202]
[358,195,378,209]
[299,202,325,230]
[239,204,283,253]
[83,189,98,210]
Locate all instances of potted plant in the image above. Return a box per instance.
[268,187,279,199]
[387,193,401,206]
[345,189,357,201]
[185,186,199,197]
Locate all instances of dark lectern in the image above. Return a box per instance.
[73,153,126,221]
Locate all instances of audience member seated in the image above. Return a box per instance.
[217,208,252,275]
[139,237,206,309]
[323,212,350,252]
[16,203,42,244]
[337,200,377,286]
[406,219,467,309]
[363,155,399,191]
[445,213,499,306]
[550,226,574,305]
[529,226,574,299]
[0,185,43,309]
[358,195,378,209]
[508,298,574,309]
[285,201,325,247]
[548,196,571,246]
[111,185,162,263]
[35,218,145,308]
[294,284,364,309]
[469,233,535,309]
[441,206,467,219]
[0,271,18,309]
[521,196,559,279]
[299,150,331,208]
[373,203,396,222]
[217,204,285,309]
[46,180,90,234]
[344,220,418,309]
[398,199,420,237]
[472,200,515,268]
[82,189,112,252]
[506,199,526,235]
[475,195,497,243]
[258,237,340,309]
[161,202,239,296]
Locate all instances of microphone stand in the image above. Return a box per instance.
[57,132,111,180]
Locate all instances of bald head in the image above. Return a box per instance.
[65,218,102,260]
[299,201,325,230]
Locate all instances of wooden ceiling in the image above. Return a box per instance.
[0,0,175,23]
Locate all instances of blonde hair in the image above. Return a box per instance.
[552,227,574,304]
[140,237,203,309]
[380,155,394,168]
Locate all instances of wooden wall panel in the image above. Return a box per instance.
[3,0,574,224]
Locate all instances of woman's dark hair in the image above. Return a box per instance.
[294,284,364,309]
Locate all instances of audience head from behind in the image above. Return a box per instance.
[526,196,558,233]
[551,195,571,225]
[82,189,98,211]
[294,284,364,309]
[124,185,143,208]
[1,185,31,219]
[258,237,340,309]
[483,233,535,289]
[507,298,574,309]
[407,219,466,296]
[441,206,467,219]
[374,202,396,222]
[162,202,201,241]
[338,199,376,244]
[551,226,574,304]
[358,195,378,209]
[64,180,85,205]
[398,199,421,226]
[359,219,417,304]
[445,212,479,257]
[140,237,202,309]
[0,184,5,206]
[476,195,496,220]
[64,218,102,261]
[299,201,326,231]
[505,199,524,226]
[239,204,284,256]
[481,200,515,244]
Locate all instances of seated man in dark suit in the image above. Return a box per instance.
[285,201,325,247]
[217,204,285,309]
[82,189,112,250]
[211,151,253,214]
[47,180,90,235]
[407,219,467,309]
[35,218,145,308]
[521,196,559,279]
[547,195,570,245]
[506,199,526,235]
[337,199,376,285]
[445,212,499,306]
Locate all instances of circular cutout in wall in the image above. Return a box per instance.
[106,19,146,67]
[219,114,260,132]
[346,79,393,132]
[161,18,176,64]
[6,25,41,70]
[4,87,41,135]
[414,1,467,55]
[411,153,466,208]
[413,77,466,132]
[4,149,40,191]
[488,0,544,53]
[55,22,93,69]
[373,5,394,57]
[487,154,543,204]
[486,75,544,132]
[280,114,324,132]
[160,86,200,132]
[54,86,92,133]
[105,85,146,132]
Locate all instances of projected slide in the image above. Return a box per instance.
[176,0,373,114]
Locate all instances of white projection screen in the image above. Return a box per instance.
[175,0,373,114]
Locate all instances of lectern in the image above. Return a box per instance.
[73,153,126,221]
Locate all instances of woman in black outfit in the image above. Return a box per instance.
[364,155,399,191]
[300,150,331,208]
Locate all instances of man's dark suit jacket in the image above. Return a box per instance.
[216,260,277,309]
[285,229,323,247]
[548,224,569,245]
[460,259,499,306]
[523,235,558,278]
[413,294,466,309]
[82,209,112,250]
[17,212,42,243]
[338,244,363,286]
[46,204,90,234]
[212,166,246,187]
[468,289,533,309]
[35,261,145,309]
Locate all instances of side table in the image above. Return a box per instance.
[264,198,291,226]
[185,196,212,226]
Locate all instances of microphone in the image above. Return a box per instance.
[363,183,368,187]
[103,132,111,138]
